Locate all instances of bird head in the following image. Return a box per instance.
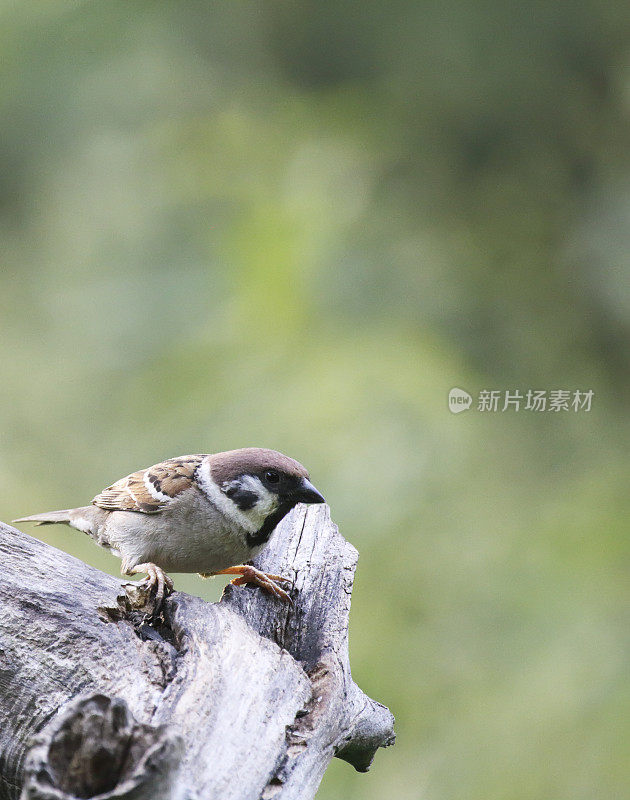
[201,448,325,542]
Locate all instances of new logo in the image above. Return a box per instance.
[448,388,472,414]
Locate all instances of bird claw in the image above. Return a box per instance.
[124,563,174,615]
[229,565,293,604]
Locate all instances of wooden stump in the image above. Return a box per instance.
[0,504,394,800]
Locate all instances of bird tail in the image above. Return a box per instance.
[13,510,74,526]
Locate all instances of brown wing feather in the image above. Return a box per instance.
[92,454,206,514]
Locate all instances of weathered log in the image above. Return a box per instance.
[0,504,394,800]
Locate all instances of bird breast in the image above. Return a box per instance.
[105,488,258,573]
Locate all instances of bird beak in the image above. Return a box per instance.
[294,478,325,505]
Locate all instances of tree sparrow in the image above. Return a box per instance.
[15,448,325,607]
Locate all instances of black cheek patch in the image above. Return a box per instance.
[229,488,258,511]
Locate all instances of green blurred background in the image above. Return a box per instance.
[1,2,629,798]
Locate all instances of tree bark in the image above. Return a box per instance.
[0,504,394,800]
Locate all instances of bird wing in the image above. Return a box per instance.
[92,454,206,513]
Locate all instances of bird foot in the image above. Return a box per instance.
[124,562,174,614]
[213,564,293,604]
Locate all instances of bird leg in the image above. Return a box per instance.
[204,565,293,603]
[125,562,174,610]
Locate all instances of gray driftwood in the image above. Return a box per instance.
[0,504,394,800]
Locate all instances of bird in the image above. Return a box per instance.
[14,448,325,608]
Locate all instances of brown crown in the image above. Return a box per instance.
[208,448,309,485]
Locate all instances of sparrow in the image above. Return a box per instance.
[14,448,325,607]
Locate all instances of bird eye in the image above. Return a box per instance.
[264,470,280,484]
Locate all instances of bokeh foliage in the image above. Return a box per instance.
[1,2,629,798]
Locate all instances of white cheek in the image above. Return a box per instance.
[198,461,258,532]
[199,461,280,533]
[238,476,279,525]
